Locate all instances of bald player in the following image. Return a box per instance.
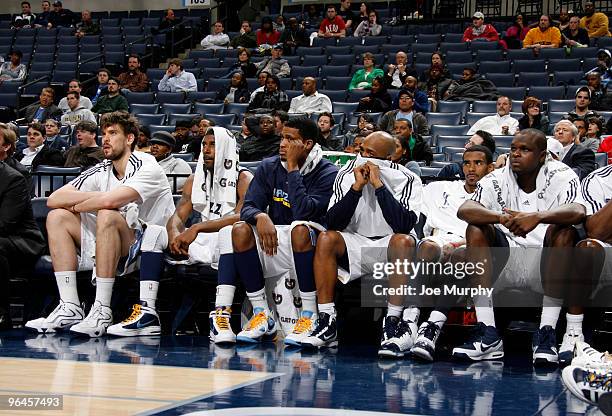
[288,77,332,115]
[301,131,423,356]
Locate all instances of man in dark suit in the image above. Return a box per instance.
[0,161,46,329]
[0,123,33,196]
[554,120,596,180]
[23,87,62,124]
[15,122,64,172]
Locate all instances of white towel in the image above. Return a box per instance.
[329,154,422,238]
[281,143,324,176]
[191,127,239,221]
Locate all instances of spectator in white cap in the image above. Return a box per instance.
[462,12,499,42]
[149,131,192,192]
[547,137,563,160]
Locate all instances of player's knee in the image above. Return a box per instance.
[389,233,415,250]
[465,224,489,244]
[291,224,312,252]
[46,208,73,229]
[231,221,254,251]
[96,209,125,231]
[577,238,604,249]
[316,231,341,253]
[417,240,441,262]
[545,224,578,247]
[141,224,168,253]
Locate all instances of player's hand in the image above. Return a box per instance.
[503,209,541,238]
[285,139,306,171]
[169,227,199,255]
[365,161,383,189]
[352,164,369,191]
[256,214,278,256]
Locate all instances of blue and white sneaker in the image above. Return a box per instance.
[107,301,161,337]
[378,316,417,358]
[70,301,113,338]
[411,321,442,362]
[562,365,612,405]
[284,311,315,347]
[208,307,236,344]
[236,308,278,343]
[452,322,504,361]
[558,328,584,368]
[301,312,338,349]
[533,325,559,366]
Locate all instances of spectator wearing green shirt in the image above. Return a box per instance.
[91,78,129,114]
[348,52,384,91]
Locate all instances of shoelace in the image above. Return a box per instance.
[246,311,267,331]
[396,320,416,340]
[292,316,312,334]
[585,370,612,391]
[468,322,487,342]
[214,309,231,330]
[418,321,438,340]
[122,304,142,323]
[383,317,399,339]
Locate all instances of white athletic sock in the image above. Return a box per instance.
[300,291,317,316]
[540,296,563,329]
[403,306,420,323]
[428,310,447,329]
[94,278,115,307]
[247,288,268,313]
[318,302,336,318]
[55,271,79,305]
[215,284,236,309]
[387,303,403,318]
[140,281,159,309]
[566,313,584,335]
[475,307,496,327]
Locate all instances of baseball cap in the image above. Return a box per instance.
[150,131,176,147]
[575,86,591,99]
[473,12,485,19]
[597,49,612,59]
[53,1,62,6]
[547,138,563,159]
[273,43,284,50]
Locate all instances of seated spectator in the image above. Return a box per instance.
[565,86,602,122]
[356,76,391,113]
[385,51,416,89]
[562,15,590,48]
[345,134,365,153]
[271,109,287,136]
[467,96,519,135]
[394,118,433,166]
[60,91,96,128]
[0,50,26,82]
[250,71,270,102]
[91,78,129,114]
[0,156,46,329]
[553,119,596,179]
[47,1,75,28]
[231,21,257,49]
[12,1,36,29]
[86,68,110,104]
[255,44,290,78]
[418,52,449,83]
[256,16,281,47]
[234,113,255,146]
[437,130,496,178]
[586,71,612,111]
[43,119,68,151]
[63,120,104,169]
[201,21,230,50]
[247,74,290,113]
[583,116,604,152]
[517,96,549,134]
[117,55,149,92]
[318,5,346,39]
[279,17,309,55]
[341,113,374,147]
[394,76,429,114]
[189,117,202,143]
[419,64,452,111]
[23,87,62,124]
[58,80,92,112]
[585,50,612,90]
[157,8,181,33]
[135,125,151,153]
[502,14,530,49]
[239,114,281,161]
[349,52,384,91]
[75,10,99,38]
[288,77,332,114]
[172,119,194,153]
[580,2,611,39]
[158,59,197,92]
[274,15,285,32]
[215,70,250,104]
[316,111,343,151]
[573,117,588,141]
[0,122,31,189]
[33,0,50,27]
[300,4,322,30]
[380,90,429,135]
[149,131,192,192]
[462,12,499,43]
[443,67,499,102]
[557,9,571,32]
[338,0,355,29]
[15,122,64,171]
[353,9,381,37]
[222,48,257,79]
[357,2,370,23]
[523,15,562,51]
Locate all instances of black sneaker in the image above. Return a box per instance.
[378,317,417,358]
[411,321,441,362]
[301,312,338,349]
[452,322,504,361]
[532,325,558,366]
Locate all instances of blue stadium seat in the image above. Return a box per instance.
[295,77,321,90]
[485,73,515,87]
[189,49,214,60]
[553,71,585,86]
[147,68,166,79]
[292,66,320,78]
[185,91,216,102]
[547,99,574,113]
[332,102,359,114]
[437,136,468,152]
[430,125,470,142]
[51,70,76,84]
[389,35,415,45]
[414,52,435,64]
[202,68,229,79]
[448,63,475,75]
[421,166,442,176]
[167,113,200,125]
[205,114,235,127]
[125,91,155,104]
[437,101,469,117]
[336,37,362,47]
[439,43,469,54]
[193,102,224,115]
[528,86,565,101]
[426,112,462,128]
[312,37,337,48]
[319,90,346,102]
[136,113,165,126]
[548,111,566,125]
[285,55,301,66]
[569,47,598,59]
[411,43,438,54]
[497,86,526,101]
[22,81,48,95]
[466,112,494,126]
[416,33,442,43]
[507,49,535,60]
[539,48,567,60]
[101,26,122,36]
[320,65,349,77]
[547,58,581,72]
[328,54,354,66]
[216,49,238,59]
[100,18,120,26]
[363,37,387,46]
[0,93,18,109]
[348,90,370,101]
[595,152,608,168]
[79,35,101,45]
[161,103,191,115]
[445,50,473,64]
[472,100,498,113]
[353,45,381,56]
[302,55,328,67]
[326,76,351,90]
[380,44,406,57]
[470,41,499,53]
[296,47,324,57]
[517,72,549,87]
[513,59,545,74]
[478,60,511,74]
[129,103,159,114]
[156,92,185,104]
[225,102,248,115]
[104,52,125,66]
[0,81,21,94]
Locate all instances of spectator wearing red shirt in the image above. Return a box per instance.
[256,16,280,46]
[462,12,499,43]
[318,5,346,38]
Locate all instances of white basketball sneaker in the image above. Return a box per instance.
[70,301,113,338]
[107,302,161,337]
[25,301,85,333]
[209,307,236,344]
[236,308,278,343]
[284,311,315,347]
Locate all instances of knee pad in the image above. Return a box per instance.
[141,224,169,253]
